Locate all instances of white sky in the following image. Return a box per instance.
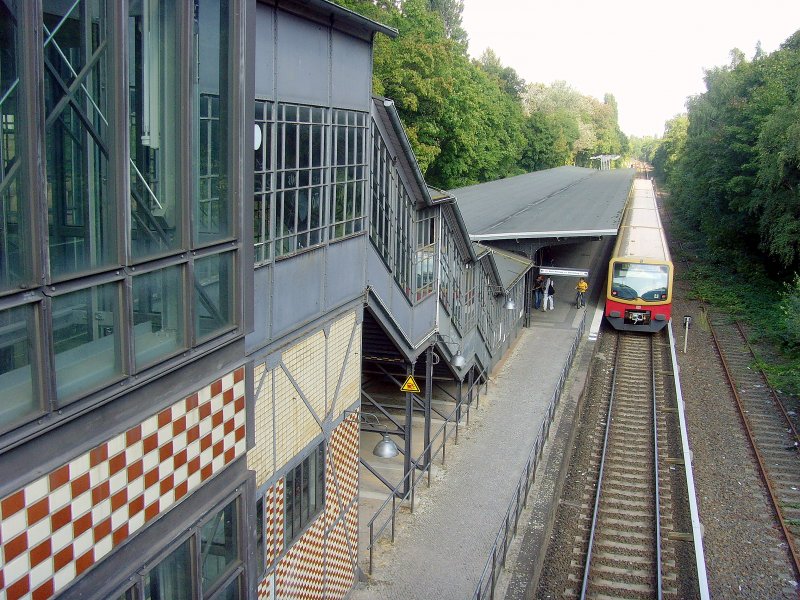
[461,0,800,138]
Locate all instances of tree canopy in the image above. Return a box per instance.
[334,0,628,189]
[655,31,800,276]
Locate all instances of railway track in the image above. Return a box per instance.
[533,326,704,599]
[707,313,800,579]
[577,332,670,598]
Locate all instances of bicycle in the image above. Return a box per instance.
[575,291,585,309]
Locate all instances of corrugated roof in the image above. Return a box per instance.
[451,166,634,239]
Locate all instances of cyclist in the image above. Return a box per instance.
[575,277,588,308]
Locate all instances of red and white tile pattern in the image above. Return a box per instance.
[259,414,361,600]
[0,367,246,600]
[274,518,325,600]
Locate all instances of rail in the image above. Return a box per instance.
[365,369,488,574]
[472,312,586,600]
[708,315,800,578]
[579,332,620,598]
[580,336,663,600]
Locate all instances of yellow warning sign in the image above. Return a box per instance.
[400,375,420,393]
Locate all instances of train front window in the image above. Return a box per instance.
[611,263,669,301]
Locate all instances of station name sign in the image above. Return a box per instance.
[539,267,589,277]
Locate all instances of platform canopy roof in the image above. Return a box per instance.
[451,166,635,240]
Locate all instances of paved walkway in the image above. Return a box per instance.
[351,305,584,600]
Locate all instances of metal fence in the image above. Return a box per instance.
[364,368,488,575]
[472,312,587,600]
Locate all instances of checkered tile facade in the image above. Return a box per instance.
[264,478,284,569]
[325,414,360,526]
[0,367,246,600]
[258,413,361,600]
[325,504,359,599]
[249,311,361,490]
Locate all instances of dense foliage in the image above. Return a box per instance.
[334,0,627,189]
[654,32,800,277]
[649,31,800,392]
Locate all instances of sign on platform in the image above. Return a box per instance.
[400,375,420,393]
[539,267,589,277]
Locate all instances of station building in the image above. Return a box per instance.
[0,1,532,599]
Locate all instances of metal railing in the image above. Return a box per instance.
[365,370,488,575]
[473,312,586,600]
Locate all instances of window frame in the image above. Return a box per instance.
[282,441,326,548]
[109,495,246,600]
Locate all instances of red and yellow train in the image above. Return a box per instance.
[605,178,673,332]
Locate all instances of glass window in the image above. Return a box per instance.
[275,104,325,256]
[0,0,30,292]
[611,262,670,301]
[44,0,117,278]
[254,100,273,264]
[144,538,194,600]
[0,303,38,427]
[283,442,325,546]
[133,265,184,369]
[53,282,122,401]
[201,500,239,593]
[214,577,242,600]
[415,213,437,302]
[330,110,367,240]
[194,251,234,341]
[194,0,231,244]
[255,497,264,572]
[129,1,182,259]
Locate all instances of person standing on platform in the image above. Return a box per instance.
[542,277,555,311]
[533,275,544,310]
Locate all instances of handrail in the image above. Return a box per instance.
[473,312,586,600]
[366,364,487,574]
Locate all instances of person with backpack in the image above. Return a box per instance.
[542,277,555,311]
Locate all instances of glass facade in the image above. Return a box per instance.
[53,282,123,402]
[0,0,242,433]
[369,127,413,297]
[195,251,235,341]
[122,498,242,600]
[0,303,38,427]
[331,109,367,239]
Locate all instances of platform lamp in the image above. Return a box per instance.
[489,285,516,311]
[438,334,467,369]
[344,410,400,458]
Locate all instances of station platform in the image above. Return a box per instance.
[351,241,609,600]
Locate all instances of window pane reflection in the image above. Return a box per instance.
[0,304,38,427]
[144,538,194,600]
[194,0,231,244]
[201,500,239,592]
[133,265,184,369]
[44,0,116,278]
[0,0,30,292]
[194,252,234,341]
[129,1,182,259]
[53,282,121,401]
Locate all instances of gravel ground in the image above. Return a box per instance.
[672,271,799,598]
